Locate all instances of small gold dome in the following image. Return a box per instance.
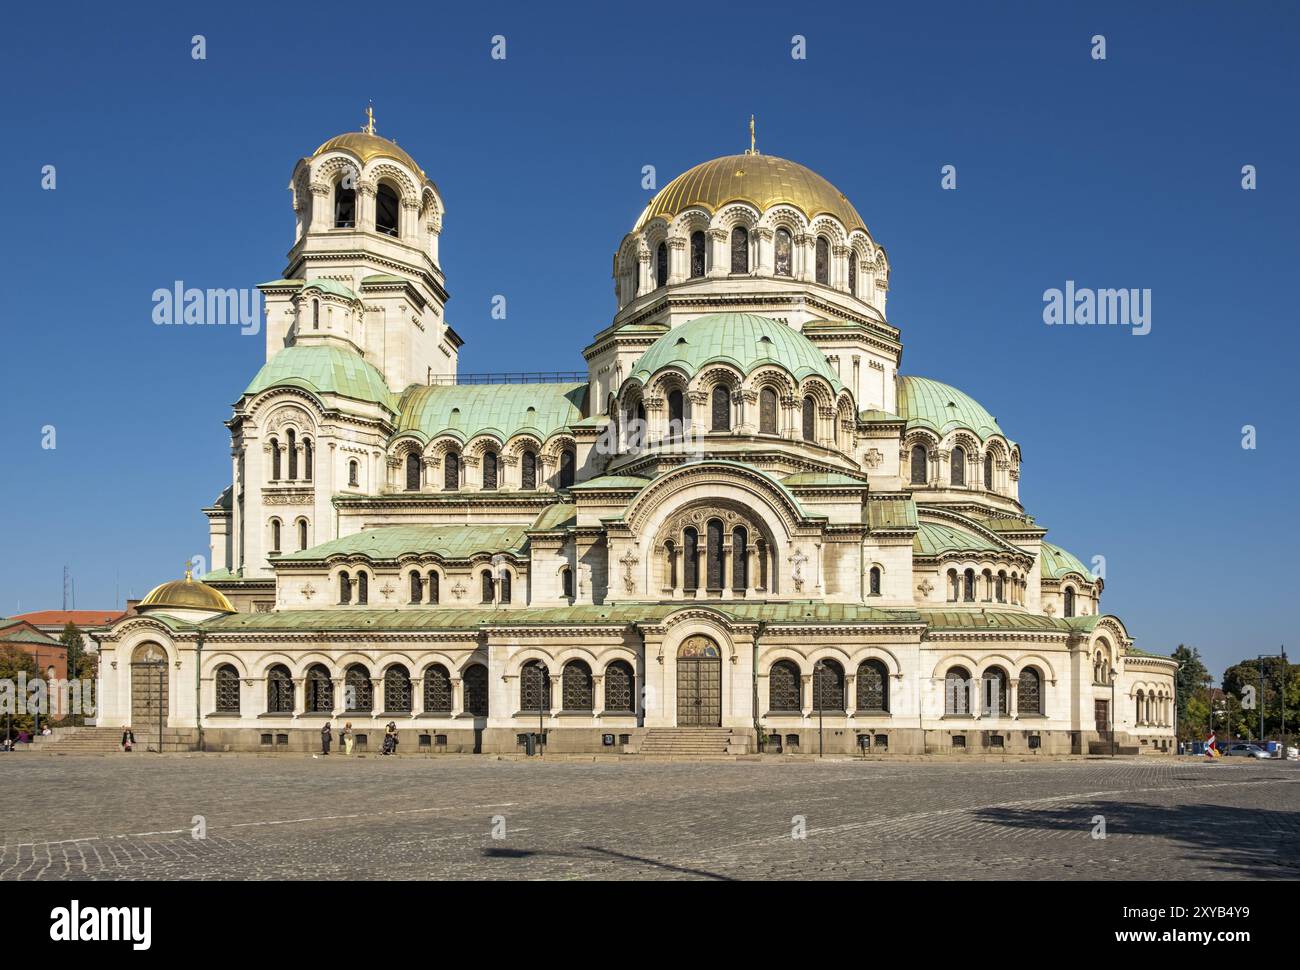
[139,572,236,615]
[634,153,867,233]
[313,131,427,179]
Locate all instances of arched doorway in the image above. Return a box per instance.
[130,642,168,751]
[676,635,722,726]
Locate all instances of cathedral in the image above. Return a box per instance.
[92,114,1177,756]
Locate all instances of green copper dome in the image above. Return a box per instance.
[896,376,1005,439]
[1040,541,1095,581]
[244,345,396,410]
[629,313,842,391]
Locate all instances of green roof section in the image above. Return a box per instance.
[394,383,587,444]
[301,278,359,301]
[913,521,1004,557]
[868,497,919,531]
[530,503,576,531]
[279,525,529,563]
[629,313,843,392]
[244,345,396,411]
[896,375,1006,440]
[569,475,651,491]
[1040,541,1096,581]
[781,471,867,487]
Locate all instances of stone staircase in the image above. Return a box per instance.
[632,728,749,756]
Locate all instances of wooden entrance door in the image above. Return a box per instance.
[677,635,722,726]
[1094,699,1110,739]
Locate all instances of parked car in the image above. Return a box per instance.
[1223,742,1270,759]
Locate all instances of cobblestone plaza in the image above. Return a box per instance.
[2,757,1296,880]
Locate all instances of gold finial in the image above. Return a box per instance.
[362,102,377,135]
[747,115,757,155]
[184,560,193,581]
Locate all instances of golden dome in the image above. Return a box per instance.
[139,572,236,615]
[313,131,427,179]
[634,153,867,233]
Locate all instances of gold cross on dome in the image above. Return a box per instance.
[363,103,376,135]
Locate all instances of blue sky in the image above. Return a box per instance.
[0,1,1295,677]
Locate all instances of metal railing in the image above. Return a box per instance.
[428,372,587,385]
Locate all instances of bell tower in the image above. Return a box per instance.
[259,107,460,393]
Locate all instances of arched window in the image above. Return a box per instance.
[356,571,368,605]
[667,390,685,437]
[344,664,372,712]
[215,664,240,713]
[768,660,801,712]
[774,227,793,277]
[730,226,749,273]
[812,659,845,712]
[559,449,576,489]
[848,252,857,295]
[384,664,412,713]
[270,519,281,552]
[562,661,593,711]
[683,527,699,591]
[869,566,882,596]
[424,664,453,714]
[521,451,537,490]
[605,660,635,713]
[815,235,830,284]
[499,570,512,604]
[963,568,975,602]
[711,384,731,432]
[802,396,815,442]
[520,660,550,712]
[375,183,400,236]
[287,429,298,480]
[338,571,352,605]
[267,664,294,713]
[303,439,313,480]
[856,659,889,712]
[655,242,668,288]
[463,663,489,716]
[951,445,966,486]
[759,387,779,434]
[444,452,459,491]
[984,453,995,490]
[1063,587,1076,618]
[910,444,928,484]
[480,570,494,604]
[348,460,359,487]
[561,566,573,598]
[732,526,748,590]
[270,438,281,480]
[945,666,972,715]
[1018,667,1043,715]
[405,452,421,491]
[334,179,356,228]
[482,451,498,491]
[706,518,725,590]
[427,571,440,605]
[689,230,705,278]
[982,667,1008,716]
[305,664,332,713]
[409,571,423,604]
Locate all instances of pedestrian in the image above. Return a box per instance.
[121,725,135,752]
[321,721,332,756]
[342,722,354,755]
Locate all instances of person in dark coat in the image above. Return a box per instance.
[321,722,332,755]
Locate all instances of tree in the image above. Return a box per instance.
[0,644,40,735]
[1171,644,1210,739]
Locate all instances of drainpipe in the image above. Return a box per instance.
[195,631,204,753]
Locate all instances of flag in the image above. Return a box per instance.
[1205,732,1221,758]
